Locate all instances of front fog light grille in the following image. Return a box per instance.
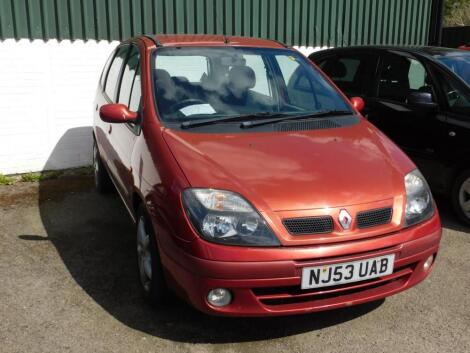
[283,216,334,235]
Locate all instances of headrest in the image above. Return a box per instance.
[381,61,410,81]
[154,69,172,83]
[228,66,256,90]
[154,69,176,99]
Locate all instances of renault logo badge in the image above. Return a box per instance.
[339,209,352,230]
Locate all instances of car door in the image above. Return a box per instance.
[366,52,448,181]
[315,50,379,116]
[96,45,129,182]
[107,44,142,202]
[431,65,470,174]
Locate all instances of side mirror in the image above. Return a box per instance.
[99,104,138,124]
[350,97,365,112]
[406,92,438,111]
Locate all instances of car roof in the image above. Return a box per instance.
[309,45,468,61]
[140,34,287,49]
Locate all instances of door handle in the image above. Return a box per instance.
[108,125,112,134]
[449,131,456,137]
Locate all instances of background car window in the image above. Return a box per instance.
[317,53,376,97]
[436,53,470,87]
[408,60,427,89]
[118,46,140,106]
[436,72,470,114]
[104,46,128,101]
[378,55,434,103]
[320,57,360,82]
[156,55,208,82]
[276,55,338,111]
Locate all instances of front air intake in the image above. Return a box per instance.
[276,119,340,132]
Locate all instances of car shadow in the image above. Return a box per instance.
[31,128,386,343]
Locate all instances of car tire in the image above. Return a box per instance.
[93,140,112,193]
[451,169,470,227]
[136,205,169,305]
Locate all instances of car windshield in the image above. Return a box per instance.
[152,47,351,122]
[435,52,470,86]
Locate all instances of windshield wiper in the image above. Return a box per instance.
[180,112,290,129]
[240,110,353,128]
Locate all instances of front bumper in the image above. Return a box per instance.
[160,215,442,317]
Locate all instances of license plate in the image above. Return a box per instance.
[301,254,395,289]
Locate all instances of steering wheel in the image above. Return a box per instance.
[169,99,207,114]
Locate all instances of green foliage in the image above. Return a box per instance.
[20,171,62,182]
[0,174,15,185]
[445,0,470,26]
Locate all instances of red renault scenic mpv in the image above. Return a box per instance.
[93,35,442,316]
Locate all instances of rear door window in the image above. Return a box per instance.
[317,53,378,97]
[104,45,129,101]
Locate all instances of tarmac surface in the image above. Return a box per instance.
[1,176,469,353]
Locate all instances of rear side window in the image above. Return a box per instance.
[155,55,208,82]
[100,50,116,87]
[129,67,141,112]
[118,45,140,107]
[317,53,377,97]
[104,46,129,101]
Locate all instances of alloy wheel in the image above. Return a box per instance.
[93,143,99,187]
[459,176,470,220]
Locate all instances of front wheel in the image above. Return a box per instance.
[451,169,470,227]
[136,206,169,305]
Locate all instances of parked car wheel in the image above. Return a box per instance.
[452,169,470,226]
[93,140,112,193]
[136,205,168,305]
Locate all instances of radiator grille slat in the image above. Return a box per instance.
[283,207,393,235]
[357,207,393,229]
[283,216,334,235]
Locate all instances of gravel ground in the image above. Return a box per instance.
[0,176,469,353]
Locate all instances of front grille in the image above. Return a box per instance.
[276,119,340,132]
[283,216,334,235]
[357,207,393,229]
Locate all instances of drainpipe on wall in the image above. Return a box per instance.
[429,0,445,46]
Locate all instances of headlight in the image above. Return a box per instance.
[182,188,280,246]
[404,169,434,227]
